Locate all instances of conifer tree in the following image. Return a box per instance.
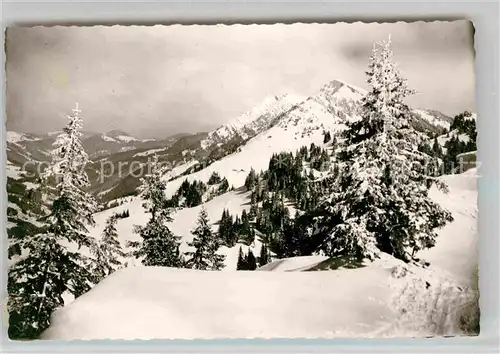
[331,134,338,147]
[222,209,239,246]
[218,177,229,194]
[218,208,234,246]
[432,137,443,158]
[244,168,258,190]
[236,246,247,270]
[91,215,127,280]
[315,36,452,262]
[8,103,100,339]
[185,207,226,270]
[208,171,222,185]
[234,214,241,229]
[259,244,270,267]
[129,155,182,267]
[246,249,257,270]
[240,209,252,240]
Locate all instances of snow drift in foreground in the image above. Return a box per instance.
[43,169,477,340]
[42,254,475,340]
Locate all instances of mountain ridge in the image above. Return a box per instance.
[6,78,461,204]
[200,79,453,155]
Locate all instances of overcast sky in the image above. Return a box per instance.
[6,21,475,139]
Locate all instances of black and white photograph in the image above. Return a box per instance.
[5,21,478,340]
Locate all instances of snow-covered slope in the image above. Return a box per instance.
[88,189,260,271]
[413,109,453,130]
[42,156,477,341]
[41,260,396,339]
[43,253,474,340]
[89,165,477,278]
[418,168,478,286]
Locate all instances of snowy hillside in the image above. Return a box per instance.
[419,168,478,286]
[41,260,405,339]
[413,109,453,130]
[42,167,478,340]
[44,254,474,340]
[91,165,478,276]
[88,189,261,271]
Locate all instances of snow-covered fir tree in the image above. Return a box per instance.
[8,103,100,339]
[91,215,127,280]
[128,155,183,267]
[315,36,453,262]
[185,206,226,270]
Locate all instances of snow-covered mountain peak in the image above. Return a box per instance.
[235,93,305,124]
[317,79,367,102]
[200,93,305,149]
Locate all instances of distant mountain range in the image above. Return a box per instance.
[6,130,190,165]
[6,78,457,203]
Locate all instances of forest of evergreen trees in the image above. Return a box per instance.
[166,172,230,208]
[217,140,339,261]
